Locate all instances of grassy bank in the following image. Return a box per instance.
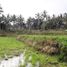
[18,35,67,67]
[0,35,67,67]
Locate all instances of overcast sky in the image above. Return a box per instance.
[0,0,67,19]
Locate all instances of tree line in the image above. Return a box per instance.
[0,10,67,31]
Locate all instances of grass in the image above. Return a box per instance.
[0,37,26,58]
[18,35,67,67]
[20,35,67,45]
[0,35,67,67]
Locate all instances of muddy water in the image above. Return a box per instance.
[0,54,25,67]
[0,51,40,67]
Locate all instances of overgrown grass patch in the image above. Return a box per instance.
[0,35,67,67]
[18,35,67,67]
[0,37,26,58]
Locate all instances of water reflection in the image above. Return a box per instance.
[0,54,25,67]
[0,50,40,67]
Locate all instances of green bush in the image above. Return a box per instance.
[59,46,67,62]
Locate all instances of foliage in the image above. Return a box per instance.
[1,8,67,31]
[59,46,67,62]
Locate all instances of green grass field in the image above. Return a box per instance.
[0,35,67,67]
[0,37,25,57]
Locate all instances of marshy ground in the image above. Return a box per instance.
[0,35,67,67]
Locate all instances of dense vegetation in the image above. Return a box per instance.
[0,5,67,32]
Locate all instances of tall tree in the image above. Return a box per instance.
[17,15,25,29]
[0,4,3,22]
[41,10,47,21]
[11,14,17,23]
[27,17,32,30]
[35,13,43,29]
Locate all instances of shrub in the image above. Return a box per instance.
[59,46,67,62]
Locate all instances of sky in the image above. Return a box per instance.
[0,0,67,20]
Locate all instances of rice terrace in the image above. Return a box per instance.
[0,0,67,67]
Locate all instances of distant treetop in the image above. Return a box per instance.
[0,4,3,13]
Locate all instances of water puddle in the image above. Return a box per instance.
[0,49,40,67]
[0,53,25,67]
